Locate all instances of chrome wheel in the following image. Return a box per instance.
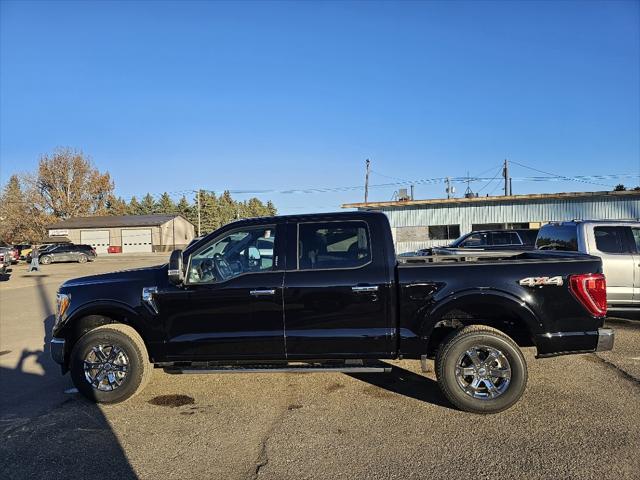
[455,345,511,400]
[83,344,129,391]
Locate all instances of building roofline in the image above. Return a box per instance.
[47,213,192,229]
[341,190,640,209]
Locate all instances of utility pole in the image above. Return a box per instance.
[364,159,370,203]
[503,159,510,196]
[196,189,201,236]
[410,184,414,200]
[446,177,452,199]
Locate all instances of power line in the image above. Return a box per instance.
[508,159,615,188]
[476,166,504,194]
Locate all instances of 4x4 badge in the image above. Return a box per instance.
[519,276,563,287]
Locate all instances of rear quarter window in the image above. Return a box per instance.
[535,225,578,251]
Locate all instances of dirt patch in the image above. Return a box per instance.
[326,382,345,393]
[362,385,395,399]
[287,404,303,410]
[148,394,195,407]
[583,354,601,363]
[0,350,12,356]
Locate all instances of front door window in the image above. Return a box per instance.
[187,226,276,283]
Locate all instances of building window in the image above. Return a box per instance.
[472,223,531,231]
[428,225,460,240]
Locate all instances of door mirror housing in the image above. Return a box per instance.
[168,249,184,285]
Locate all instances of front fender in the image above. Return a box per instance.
[55,300,142,338]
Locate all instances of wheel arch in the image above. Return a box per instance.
[59,301,150,368]
[423,289,542,357]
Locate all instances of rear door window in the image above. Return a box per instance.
[491,231,521,246]
[298,221,371,270]
[535,225,578,251]
[594,226,631,254]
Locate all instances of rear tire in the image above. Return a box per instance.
[77,254,88,263]
[39,255,52,265]
[70,324,152,404]
[435,325,528,414]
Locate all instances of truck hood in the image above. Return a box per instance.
[61,264,167,288]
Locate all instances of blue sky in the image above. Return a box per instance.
[1,0,639,214]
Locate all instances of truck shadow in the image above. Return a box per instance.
[347,363,455,410]
[0,277,137,480]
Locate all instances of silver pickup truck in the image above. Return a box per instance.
[536,220,640,314]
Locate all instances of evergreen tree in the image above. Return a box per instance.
[106,195,128,216]
[157,192,176,214]
[127,196,143,215]
[176,195,192,222]
[139,193,157,215]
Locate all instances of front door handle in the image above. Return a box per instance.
[250,289,276,296]
[352,285,379,293]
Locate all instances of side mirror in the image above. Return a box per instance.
[168,249,184,285]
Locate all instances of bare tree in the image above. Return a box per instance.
[0,175,52,242]
[33,147,114,218]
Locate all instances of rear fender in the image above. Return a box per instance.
[423,289,543,346]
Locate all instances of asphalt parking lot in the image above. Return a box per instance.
[1,256,639,479]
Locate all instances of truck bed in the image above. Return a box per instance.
[396,250,606,357]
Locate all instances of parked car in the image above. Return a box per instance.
[536,220,640,314]
[13,243,33,260]
[50,211,612,414]
[26,243,73,262]
[0,245,18,264]
[37,244,97,264]
[431,229,539,255]
[0,245,19,264]
[0,250,8,275]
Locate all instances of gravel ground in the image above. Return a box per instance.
[1,256,639,480]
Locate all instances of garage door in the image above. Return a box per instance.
[80,230,110,254]
[122,229,153,253]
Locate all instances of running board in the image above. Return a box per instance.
[160,361,391,375]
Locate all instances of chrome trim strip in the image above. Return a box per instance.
[250,289,276,296]
[352,286,379,293]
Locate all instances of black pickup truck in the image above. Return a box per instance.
[51,212,613,413]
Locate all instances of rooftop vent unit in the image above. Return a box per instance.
[397,188,411,201]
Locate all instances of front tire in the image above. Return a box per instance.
[70,324,152,403]
[435,325,528,414]
[39,255,52,265]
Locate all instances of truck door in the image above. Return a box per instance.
[592,226,636,307]
[159,223,286,360]
[282,219,395,359]
[631,227,640,304]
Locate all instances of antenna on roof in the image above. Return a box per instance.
[464,172,478,198]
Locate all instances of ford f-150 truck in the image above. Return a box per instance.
[51,212,613,414]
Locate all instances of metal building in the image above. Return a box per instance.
[343,190,640,253]
[47,214,196,254]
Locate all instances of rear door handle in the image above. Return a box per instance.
[352,286,379,293]
[250,289,276,296]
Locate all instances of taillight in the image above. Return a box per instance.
[569,273,607,317]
